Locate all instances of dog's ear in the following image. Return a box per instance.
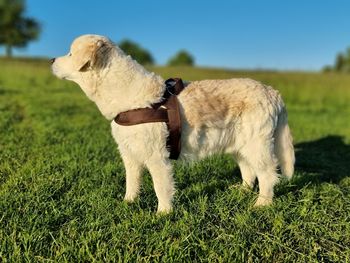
[74,39,111,71]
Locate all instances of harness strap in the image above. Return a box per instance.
[114,107,168,125]
[114,78,185,160]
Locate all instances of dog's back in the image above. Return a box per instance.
[178,78,289,159]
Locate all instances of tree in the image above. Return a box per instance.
[322,65,333,73]
[335,53,345,72]
[167,50,194,66]
[0,0,41,57]
[326,47,350,73]
[119,40,154,65]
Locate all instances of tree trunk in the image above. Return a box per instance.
[5,45,12,57]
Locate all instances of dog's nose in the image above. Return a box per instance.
[50,58,55,64]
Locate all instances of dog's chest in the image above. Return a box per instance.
[111,121,169,159]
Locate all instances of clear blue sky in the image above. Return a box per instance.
[3,0,350,70]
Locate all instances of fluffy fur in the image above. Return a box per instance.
[52,34,295,213]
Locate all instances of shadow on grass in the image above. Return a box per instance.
[292,135,350,187]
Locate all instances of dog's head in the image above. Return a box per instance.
[51,34,113,82]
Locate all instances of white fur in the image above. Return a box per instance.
[52,34,295,213]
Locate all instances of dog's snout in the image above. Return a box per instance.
[50,58,56,64]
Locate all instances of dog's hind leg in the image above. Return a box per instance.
[145,157,175,214]
[122,154,143,202]
[241,139,280,206]
[236,157,256,189]
[254,166,280,206]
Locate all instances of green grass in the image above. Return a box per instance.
[1,58,350,262]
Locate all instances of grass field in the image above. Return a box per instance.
[1,58,350,262]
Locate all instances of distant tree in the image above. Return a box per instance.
[335,53,345,72]
[322,65,333,73]
[0,0,41,57]
[119,40,154,65]
[326,47,350,73]
[167,50,194,66]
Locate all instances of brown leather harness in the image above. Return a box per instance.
[114,78,185,160]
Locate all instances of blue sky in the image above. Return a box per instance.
[3,0,350,70]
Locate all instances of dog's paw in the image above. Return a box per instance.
[123,195,137,203]
[254,196,272,207]
[156,204,173,215]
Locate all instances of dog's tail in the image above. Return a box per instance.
[274,107,295,179]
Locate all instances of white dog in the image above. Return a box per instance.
[52,34,295,213]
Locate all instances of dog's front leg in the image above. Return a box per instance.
[145,157,175,214]
[121,154,143,202]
